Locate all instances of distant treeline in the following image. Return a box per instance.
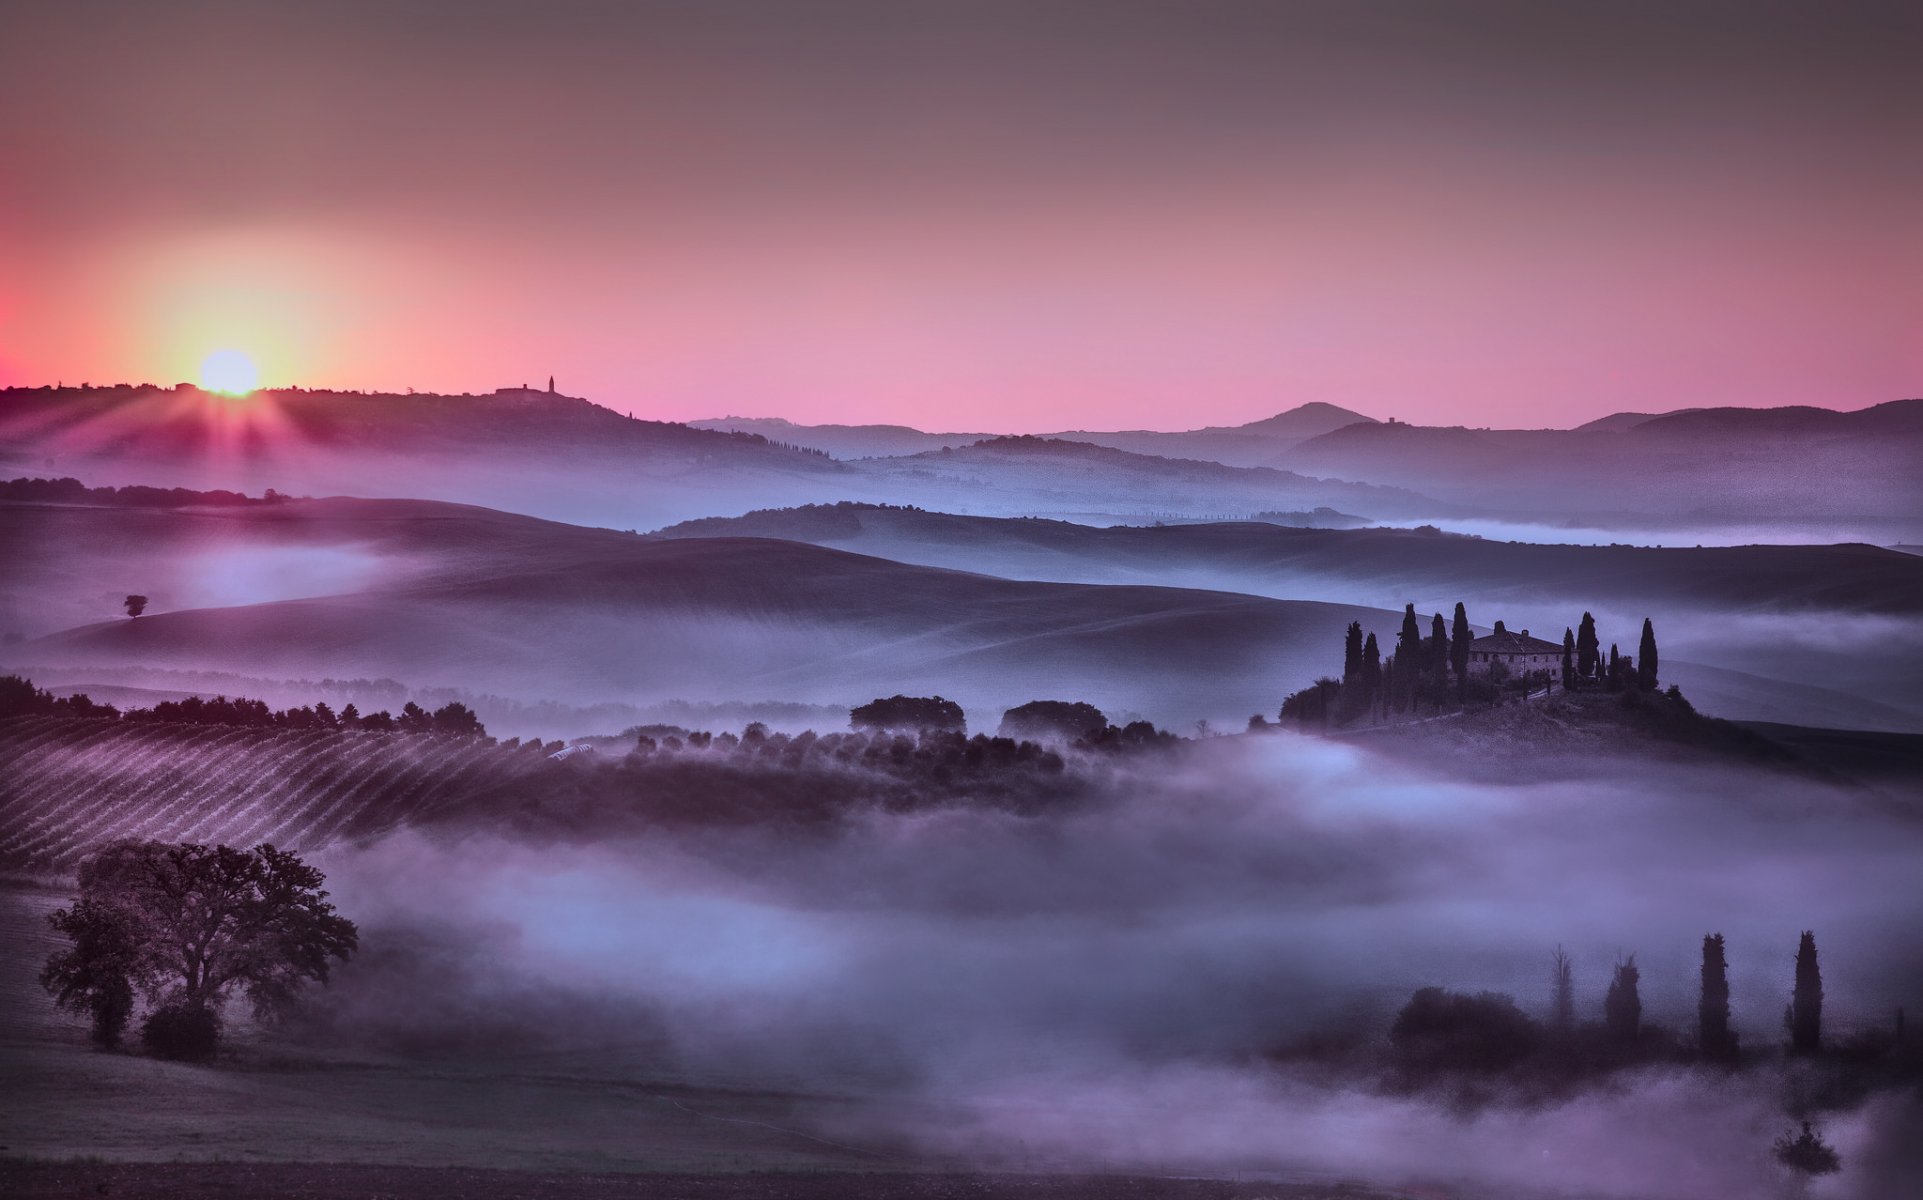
[0,476,298,507]
[0,676,487,739]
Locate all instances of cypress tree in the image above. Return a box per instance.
[1576,611,1599,678]
[1397,605,1422,678]
[1638,618,1659,692]
[1343,621,1363,684]
[1561,628,1575,690]
[1699,933,1737,1060]
[1791,931,1823,1052]
[1551,946,1574,1034]
[1607,644,1622,691]
[1450,602,1471,699]
[1428,613,1448,704]
[1361,633,1381,706]
[1605,956,1641,1043]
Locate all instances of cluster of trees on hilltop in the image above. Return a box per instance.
[0,476,297,507]
[1277,605,1665,729]
[0,675,487,739]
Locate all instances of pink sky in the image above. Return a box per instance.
[2,2,1918,431]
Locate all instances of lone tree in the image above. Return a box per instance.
[1772,1122,1841,1178]
[1698,933,1738,1060]
[1637,618,1660,692]
[1604,956,1642,1043]
[1551,945,1575,1034]
[123,594,148,619]
[41,841,358,1060]
[1790,930,1823,1053]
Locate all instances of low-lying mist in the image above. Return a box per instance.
[301,734,1923,1197]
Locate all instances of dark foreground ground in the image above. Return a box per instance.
[0,1162,1411,1200]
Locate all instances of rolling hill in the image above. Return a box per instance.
[852,436,1447,521]
[5,496,1399,730]
[652,504,1923,730]
[0,385,855,530]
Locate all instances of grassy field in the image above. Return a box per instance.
[0,881,893,1174]
[0,881,1421,1198]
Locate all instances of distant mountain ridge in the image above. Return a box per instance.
[693,402,1378,465]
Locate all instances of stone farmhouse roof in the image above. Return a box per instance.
[1468,629,1564,656]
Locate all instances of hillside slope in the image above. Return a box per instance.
[652,505,1923,729]
[9,499,1396,728]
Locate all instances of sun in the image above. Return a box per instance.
[198,349,260,395]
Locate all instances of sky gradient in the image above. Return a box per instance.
[2,1,1918,430]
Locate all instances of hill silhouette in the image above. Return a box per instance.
[1275,399,1923,535]
[693,402,1376,466]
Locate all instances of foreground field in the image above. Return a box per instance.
[0,1163,1404,1200]
[0,882,1413,1198]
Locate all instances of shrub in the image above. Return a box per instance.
[1390,987,1541,1074]
[141,1002,222,1061]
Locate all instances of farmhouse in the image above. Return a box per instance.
[1468,622,1563,676]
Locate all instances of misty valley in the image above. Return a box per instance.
[2,381,1920,1200]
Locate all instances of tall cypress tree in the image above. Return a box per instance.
[1397,604,1422,664]
[1576,612,1599,678]
[1361,632,1381,707]
[1450,602,1471,699]
[1791,931,1823,1053]
[1607,644,1622,691]
[1638,618,1659,692]
[1343,621,1363,684]
[1700,933,1736,1060]
[1428,613,1448,704]
[1605,957,1642,1043]
[1561,628,1576,690]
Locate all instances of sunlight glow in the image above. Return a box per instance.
[198,349,260,394]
